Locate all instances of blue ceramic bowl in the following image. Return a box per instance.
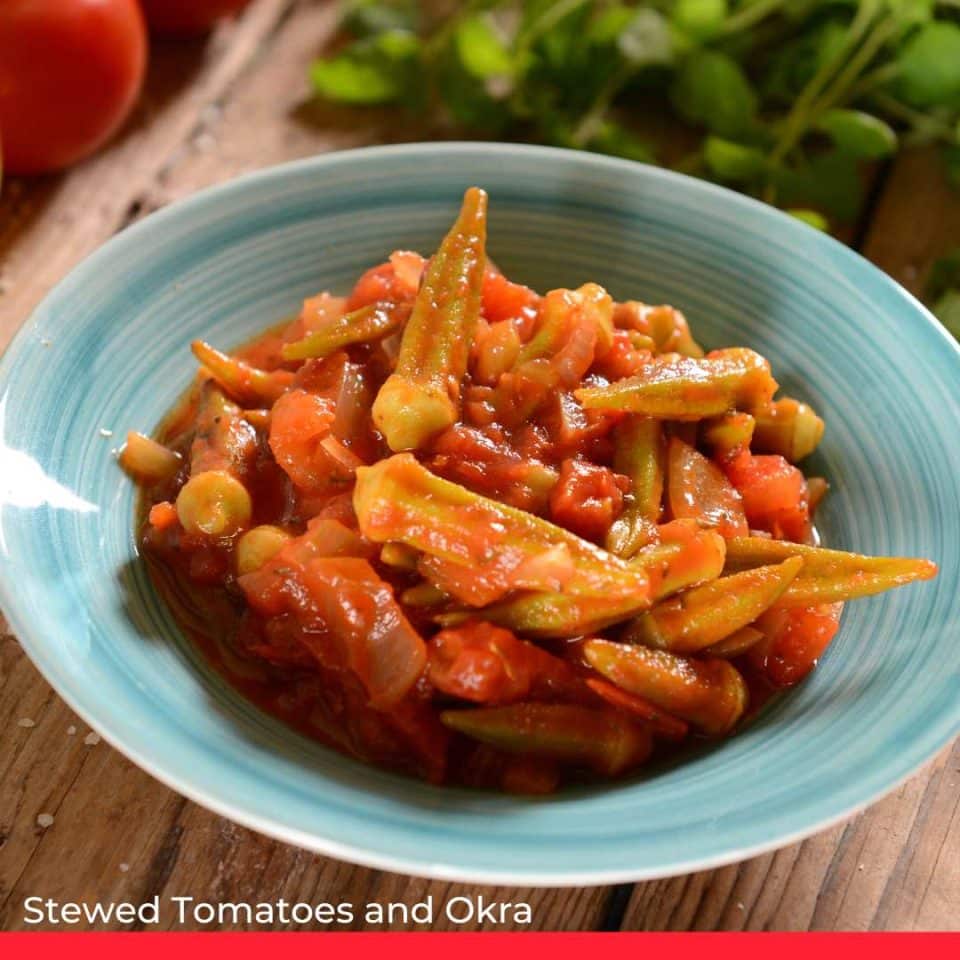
[1,144,958,884]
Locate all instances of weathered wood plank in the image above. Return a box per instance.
[140,1,419,210]
[621,747,954,930]
[0,0,296,352]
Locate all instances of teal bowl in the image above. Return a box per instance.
[1,144,958,884]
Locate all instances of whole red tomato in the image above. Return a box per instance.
[140,0,252,34]
[0,0,147,176]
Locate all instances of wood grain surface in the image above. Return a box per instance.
[0,0,957,932]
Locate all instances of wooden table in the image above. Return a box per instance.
[1,0,958,932]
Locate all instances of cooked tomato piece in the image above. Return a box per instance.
[725,449,812,542]
[428,620,581,705]
[749,603,843,687]
[281,292,347,344]
[591,328,651,380]
[302,558,427,708]
[481,268,540,331]
[268,389,352,495]
[241,552,425,708]
[549,458,628,543]
[537,391,618,461]
[427,423,557,513]
[345,251,424,311]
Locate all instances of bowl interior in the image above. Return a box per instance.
[1,144,958,884]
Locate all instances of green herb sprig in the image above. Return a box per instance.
[311,1,960,324]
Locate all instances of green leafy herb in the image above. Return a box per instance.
[310,28,420,104]
[309,0,960,240]
[672,51,757,138]
[703,136,767,181]
[672,0,728,42]
[455,15,515,79]
[816,108,898,158]
[895,21,960,107]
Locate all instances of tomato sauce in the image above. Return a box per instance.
[125,191,934,793]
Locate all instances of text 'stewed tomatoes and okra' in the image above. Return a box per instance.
[121,188,936,793]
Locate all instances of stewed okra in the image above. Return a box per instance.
[123,188,937,791]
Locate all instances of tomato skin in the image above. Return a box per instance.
[549,458,628,543]
[0,0,147,175]
[724,450,811,542]
[481,268,540,329]
[140,0,251,34]
[345,252,424,311]
[749,603,843,687]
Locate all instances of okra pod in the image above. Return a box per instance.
[702,412,755,458]
[583,638,748,736]
[585,677,689,741]
[119,432,182,482]
[441,703,652,776]
[605,510,658,559]
[575,348,778,419]
[638,521,728,600]
[473,590,644,638]
[189,382,257,476]
[476,524,725,637]
[752,398,825,462]
[191,340,294,406]
[401,582,451,607]
[725,537,938,605]
[613,301,704,357]
[380,541,420,571]
[372,188,487,451]
[606,416,664,557]
[517,284,614,367]
[236,525,293,575]
[623,556,803,653]
[281,301,410,361]
[177,383,257,537]
[704,625,765,658]
[354,454,653,619]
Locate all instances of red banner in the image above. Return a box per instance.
[1,932,958,955]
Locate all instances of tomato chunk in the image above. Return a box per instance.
[345,251,424,311]
[750,603,843,687]
[549,458,628,543]
[481,268,540,330]
[268,389,354,495]
[725,450,811,542]
[427,620,578,704]
[427,424,558,513]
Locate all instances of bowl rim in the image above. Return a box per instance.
[1,141,959,886]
